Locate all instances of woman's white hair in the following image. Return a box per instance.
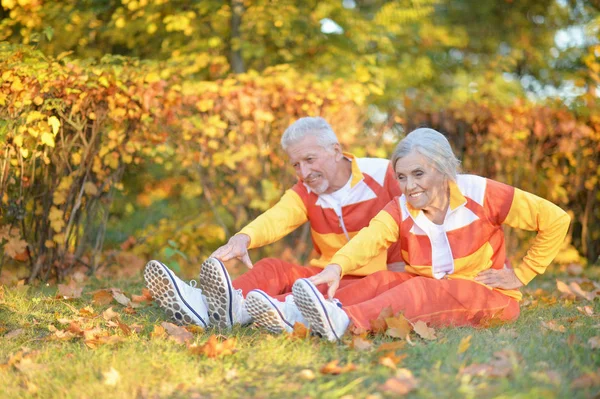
[280,117,339,152]
[391,128,461,180]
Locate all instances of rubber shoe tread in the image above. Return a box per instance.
[144,260,208,327]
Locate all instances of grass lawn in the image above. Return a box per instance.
[1,267,599,399]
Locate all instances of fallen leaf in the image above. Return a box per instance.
[370,306,394,333]
[588,337,600,349]
[123,306,137,315]
[385,313,413,339]
[162,322,193,345]
[92,290,114,306]
[350,336,373,351]
[79,306,97,317]
[530,370,562,386]
[57,281,83,299]
[110,289,131,307]
[319,360,357,375]
[541,320,566,333]
[569,282,597,301]
[102,367,121,386]
[571,370,600,389]
[102,307,119,321]
[577,306,594,316]
[380,368,418,395]
[4,328,25,339]
[290,322,309,339]
[298,369,316,380]
[378,351,407,369]
[460,349,519,378]
[131,288,153,303]
[188,335,237,358]
[457,335,472,354]
[151,324,167,339]
[412,320,436,340]
[377,341,406,353]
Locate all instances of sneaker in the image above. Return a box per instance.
[291,278,349,342]
[144,260,209,328]
[245,290,307,334]
[198,257,251,329]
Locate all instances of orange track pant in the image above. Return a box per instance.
[335,271,520,329]
[232,258,362,301]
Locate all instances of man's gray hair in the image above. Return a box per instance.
[281,117,339,152]
[391,128,461,181]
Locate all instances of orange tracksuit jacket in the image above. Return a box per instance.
[238,153,402,276]
[330,174,571,301]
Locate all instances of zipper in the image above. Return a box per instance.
[337,211,350,241]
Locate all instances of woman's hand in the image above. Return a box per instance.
[308,264,342,299]
[474,265,524,290]
[210,234,253,269]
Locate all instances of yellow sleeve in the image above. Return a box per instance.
[238,189,308,249]
[331,210,400,276]
[503,188,571,285]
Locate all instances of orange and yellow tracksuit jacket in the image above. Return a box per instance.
[238,153,402,276]
[330,174,571,300]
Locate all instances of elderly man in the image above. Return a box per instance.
[144,117,402,332]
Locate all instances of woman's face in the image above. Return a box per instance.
[394,149,449,210]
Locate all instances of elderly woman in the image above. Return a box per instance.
[248,127,570,341]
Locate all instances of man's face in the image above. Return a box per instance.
[286,135,343,195]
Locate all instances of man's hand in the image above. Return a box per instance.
[210,234,253,269]
[308,264,342,299]
[474,265,524,290]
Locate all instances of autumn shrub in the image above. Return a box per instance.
[407,100,600,264]
[0,44,368,280]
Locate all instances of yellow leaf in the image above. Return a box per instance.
[41,132,55,147]
[99,76,109,87]
[83,182,98,196]
[33,96,44,106]
[48,116,60,136]
[457,335,472,354]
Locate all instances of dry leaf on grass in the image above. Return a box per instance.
[4,328,25,340]
[457,335,472,354]
[188,335,237,358]
[350,336,373,351]
[571,370,600,389]
[378,352,407,370]
[370,306,394,333]
[131,288,153,304]
[460,349,520,378]
[103,367,121,386]
[57,280,83,299]
[320,360,357,375]
[556,280,596,301]
[377,341,406,353]
[588,336,600,349]
[151,324,167,339]
[161,322,193,345]
[290,322,309,339]
[385,313,413,339]
[92,290,114,306]
[412,320,436,340]
[298,369,316,380]
[541,320,566,333]
[102,307,119,321]
[577,306,594,316]
[380,368,418,395]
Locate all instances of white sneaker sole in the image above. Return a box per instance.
[144,260,208,327]
[292,279,341,341]
[245,290,293,334]
[199,257,234,329]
